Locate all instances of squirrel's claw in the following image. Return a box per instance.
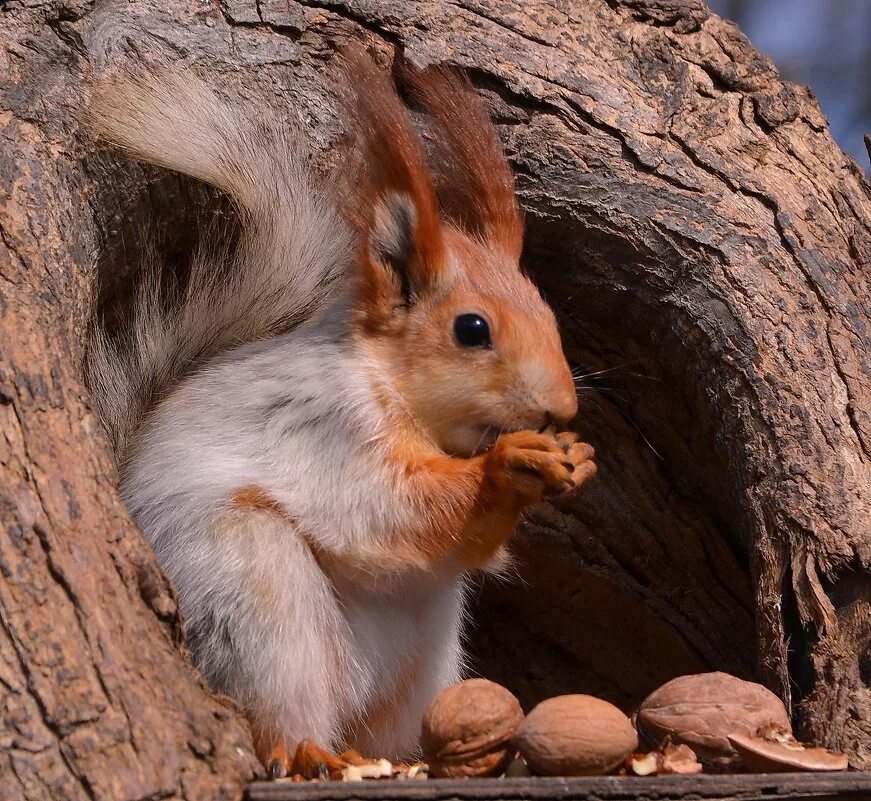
[265,739,293,779]
[267,759,288,780]
[486,430,596,502]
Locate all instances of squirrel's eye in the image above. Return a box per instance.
[454,313,492,349]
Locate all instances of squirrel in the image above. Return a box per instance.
[86,51,596,774]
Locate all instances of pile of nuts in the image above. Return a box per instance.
[271,671,850,782]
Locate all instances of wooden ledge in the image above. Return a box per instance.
[247,772,871,801]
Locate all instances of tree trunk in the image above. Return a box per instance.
[0,11,264,801]
[1,1,869,798]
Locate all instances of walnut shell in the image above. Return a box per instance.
[514,695,638,776]
[636,672,791,763]
[728,733,849,772]
[420,679,524,778]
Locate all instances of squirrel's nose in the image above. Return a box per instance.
[526,357,578,427]
[546,385,578,426]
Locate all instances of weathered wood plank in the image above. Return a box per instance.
[246,773,871,801]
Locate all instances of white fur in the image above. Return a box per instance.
[126,309,466,755]
[88,70,466,756]
[88,69,350,457]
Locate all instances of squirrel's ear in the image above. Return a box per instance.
[368,192,419,302]
[339,48,446,326]
[358,190,441,324]
[408,67,523,261]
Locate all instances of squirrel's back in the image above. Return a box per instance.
[86,69,353,457]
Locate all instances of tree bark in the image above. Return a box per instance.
[0,5,263,800]
[1,1,870,798]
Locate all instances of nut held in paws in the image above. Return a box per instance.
[515,694,638,776]
[420,679,524,778]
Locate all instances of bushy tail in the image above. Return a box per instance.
[86,68,352,458]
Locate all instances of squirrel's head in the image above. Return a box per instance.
[344,55,576,456]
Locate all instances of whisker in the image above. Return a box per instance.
[573,383,626,394]
[571,360,661,383]
[574,385,664,462]
[570,360,642,378]
[472,424,493,455]
[620,412,663,461]
[576,371,663,384]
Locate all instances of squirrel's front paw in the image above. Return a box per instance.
[485,430,596,503]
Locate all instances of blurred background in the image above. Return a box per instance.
[707,0,870,172]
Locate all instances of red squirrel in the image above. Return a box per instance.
[86,51,596,775]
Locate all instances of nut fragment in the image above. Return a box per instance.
[514,694,638,776]
[406,764,429,780]
[728,733,849,773]
[628,753,658,776]
[627,743,702,776]
[341,758,393,781]
[421,679,524,778]
[636,672,791,764]
[660,743,703,775]
[504,758,531,777]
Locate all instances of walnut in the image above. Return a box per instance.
[514,694,638,776]
[636,672,791,765]
[420,679,524,778]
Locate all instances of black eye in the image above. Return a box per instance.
[454,313,492,349]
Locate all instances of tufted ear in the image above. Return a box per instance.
[340,49,446,330]
[408,67,523,261]
[367,192,421,303]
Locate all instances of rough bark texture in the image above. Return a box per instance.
[1,0,870,797]
[0,4,263,800]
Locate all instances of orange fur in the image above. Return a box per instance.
[378,423,594,571]
[340,49,446,333]
[357,225,577,460]
[232,485,286,514]
[409,67,523,259]
[335,54,587,571]
[254,728,293,776]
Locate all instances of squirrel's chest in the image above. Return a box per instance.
[334,575,466,754]
[335,573,464,686]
